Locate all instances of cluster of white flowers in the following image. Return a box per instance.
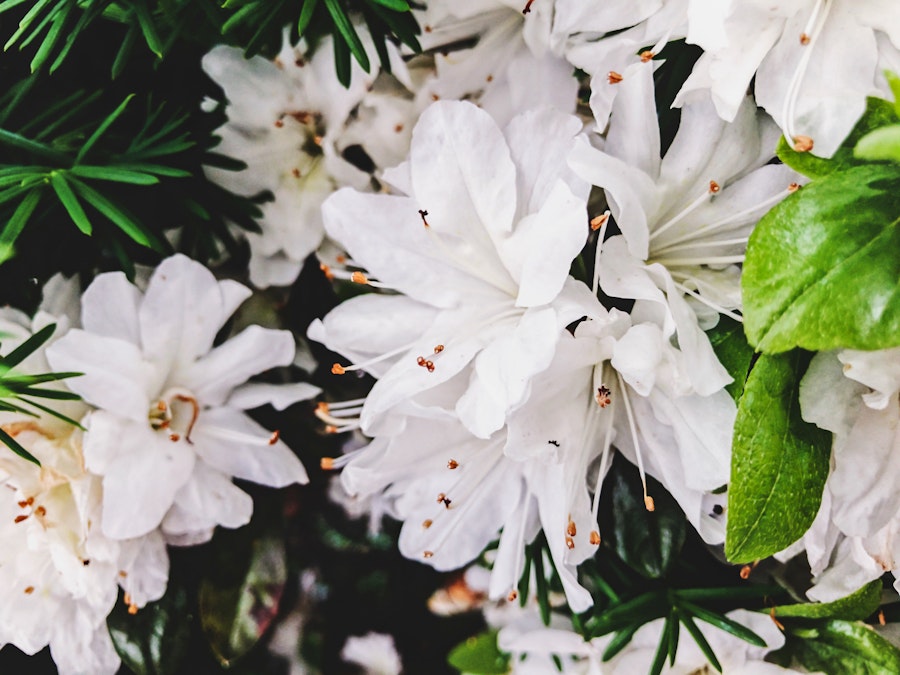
[10,0,900,671]
[198,0,900,633]
[0,255,313,673]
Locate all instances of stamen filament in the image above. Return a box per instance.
[649,183,718,242]
[673,281,744,323]
[616,374,653,511]
[591,210,610,296]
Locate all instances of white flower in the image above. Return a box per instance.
[46,254,312,544]
[202,33,381,287]
[791,348,900,598]
[341,632,403,675]
[679,0,900,157]
[569,58,800,396]
[414,1,578,125]
[309,101,596,440]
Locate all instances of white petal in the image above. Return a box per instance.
[180,325,295,406]
[46,330,155,422]
[163,461,253,536]
[79,272,142,343]
[227,382,321,410]
[191,407,308,487]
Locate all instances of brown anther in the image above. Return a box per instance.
[394,123,404,133]
[82,559,90,566]
[316,401,330,414]
[596,385,612,408]
[350,271,368,284]
[590,213,609,231]
[793,135,814,153]
[709,180,721,194]
[522,0,535,14]
[268,430,280,445]
[24,586,34,594]
[14,515,28,524]
[486,74,494,83]
[425,361,435,373]
[34,505,46,517]
[325,425,339,434]
[437,493,446,503]
[295,57,306,67]
[422,519,433,529]
[507,590,518,601]
[418,209,430,227]
[567,519,577,537]
[292,168,301,178]
[17,497,32,508]
[169,433,180,442]
[423,550,434,559]
[800,33,810,45]
[644,495,655,512]
[128,602,138,615]
[331,363,346,375]
[119,570,128,578]
[788,182,800,193]
[589,531,601,546]
[447,459,459,470]
[417,356,427,367]
[879,609,887,626]
[336,255,346,264]
[124,593,132,605]
[157,401,167,412]
[274,119,284,128]
[313,135,323,146]
[320,457,335,470]
[565,536,575,550]
[640,50,654,63]
[424,24,432,33]
[431,94,440,102]
[739,565,752,580]
[433,344,444,354]
[607,71,623,85]
[320,263,335,280]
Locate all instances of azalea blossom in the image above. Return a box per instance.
[679,0,900,157]
[203,33,385,287]
[790,347,900,599]
[569,58,800,396]
[46,254,313,545]
[310,100,596,440]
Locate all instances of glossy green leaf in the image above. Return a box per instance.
[743,164,900,353]
[773,581,882,621]
[107,584,191,675]
[447,631,510,675]
[725,351,832,563]
[607,457,686,579]
[199,535,288,666]
[69,164,160,184]
[777,98,899,179]
[368,0,410,11]
[790,620,900,675]
[323,0,370,73]
[706,317,755,402]
[855,125,900,163]
[1,187,41,247]
[0,425,39,464]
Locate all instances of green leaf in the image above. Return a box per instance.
[199,535,288,666]
[677,600,766,647]
[773,581,882,621]
[725,351,832,563]
[323,0,370,73]
[107,584,191,675]
[133,0,164,57]
[0,127,69,164]
[602,624,640,661]
[743,164,900,353]
[1,322,54,368]
[706,317,755,402]
[1,187,41,248]
[649,616,672,675]
[0,425,40,464]
[777,98,899,179]
[607,456,686,579]
[855,125,900,163]
[447,631,510,675]
[75,94,134,164]
[368,0,410,11]
[69,165,160,185]
[887,72,900,117]
[790,620,900,675]
[50,172,92,234]
[680,613,722,673]
[296,0,318,35]
[69,178,159,248]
